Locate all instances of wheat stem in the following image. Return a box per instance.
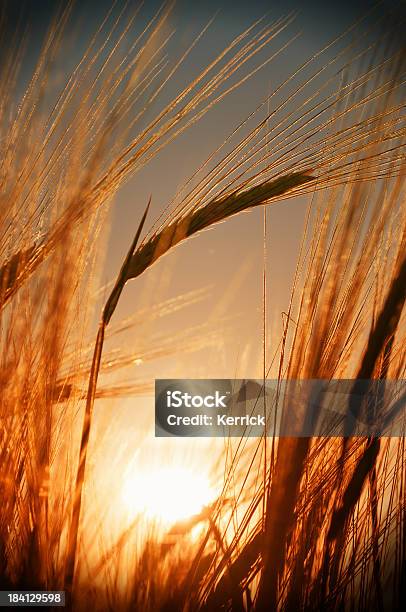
[64,200,150,593]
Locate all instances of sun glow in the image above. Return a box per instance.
[122,466,216,525]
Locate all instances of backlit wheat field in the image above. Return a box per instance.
[0,0,405,610]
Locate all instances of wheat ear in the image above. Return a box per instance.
[64,169,313,593]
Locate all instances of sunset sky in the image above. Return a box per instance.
[5,0,403,380]
[2,3,404,601]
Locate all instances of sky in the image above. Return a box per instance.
[3,0,405,383]
[3,0,404,532]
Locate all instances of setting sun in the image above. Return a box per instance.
[122,467,217,525]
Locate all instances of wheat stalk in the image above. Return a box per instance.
[64,169,313,592]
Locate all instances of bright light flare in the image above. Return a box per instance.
[122,466,216,525]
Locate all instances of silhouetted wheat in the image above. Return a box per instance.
[1,2,405,611]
